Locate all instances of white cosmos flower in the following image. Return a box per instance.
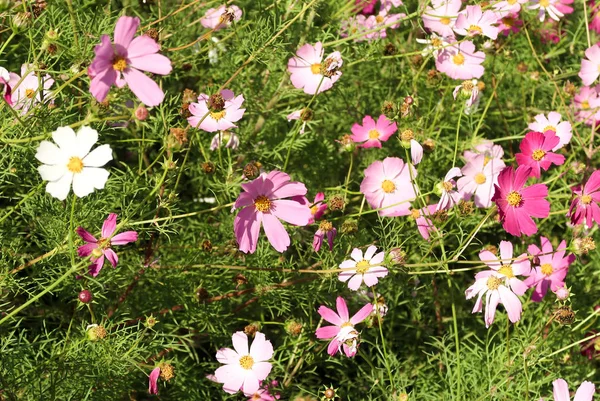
[35,126,113,200]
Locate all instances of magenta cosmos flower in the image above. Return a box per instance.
[214,331,273,395]
[436,40,485,80]
[492,165,550,237]
[308,192,327,224]
[590,1,600,35]
[360,157,417,217]
[233,171,311,253]
[458,154,505,208]
[515,131,565,178]
[528,111,572,150]
[313,221,336,252]
[552,379,595,401]
[524,237,575,302]
[89,16,172,107]
[339,245,388,290]
[497,13,523,35]
[287,42,342,95]
[200,5,242,30]
[351,115,397,148]
[453,5,500,40]
[315,297,373,358]
[0,67,11,105]
[8,63,54,113]
[579,44,600,86]
[188,89,246,133]
[569,170,600,227]
[76,213,138,277]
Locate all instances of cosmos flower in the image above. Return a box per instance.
[313,220,336,252]
[497,13,523,36]
[529,0,565,21]
[569,170,600,227]
[412,204,438,240]
[515,131,565,178]
[8,63,54,113]
[528,111,572,150]
[200,5,242,30]
[552,379,595,401]
[350,115,397,148]
[478,240,531,296]
[437,167,463,210]
[422,0,463,37]
[338,245,388,290]
[436,40,485,80]
[573,85,600,125]
[0,66,11,105]
[188,89,246,133]
[148,367,160,395]
[457,154,505,208]
[453,79,483,115]
[579,44,600,86]
[492,0,528,14]
[210,131,240,150]
[453,5,500,40]
[287,42,343,95]
[524,237,575,302]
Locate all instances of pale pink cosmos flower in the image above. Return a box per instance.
[245,380,280,400]
[457,154,505,208]
[515,131,565,178]
[463,140,504,163]
[214,331,274,395]
[479,240,531,295]
[339,245,388,290]
[8,64,54,113]
[200,5,242,30]
[422,0,463,37]
[492,0,528,14]
[492,165,550,237]
[287,42,342,95]
[286,109,309,134]
[552,379,595,401]
[524,237,575,302]
[364,8,405,40]
[453,79,482,115]
[453,5,500,40]
[529,0,564,21]
[569,170,600,227]
[573,85,600,125]
[148,367,160,394]
[313,221,336,252]
[89,16,172,107]
[233,171,311,253]
[579,44,600,86]
[412,204,438,240]
[315,297,373,358]
[497,13,523,35]
[360,157,417,217]
[436,40,485,80]
[76,213,139,277]
[0,66,13,105]
[437,167,463,210]
[350,115,397,148]
[528,112,572,150]
[340,15,373,42]
[416,33,454,58]
[188,90,246,133]
[590,1,600,34]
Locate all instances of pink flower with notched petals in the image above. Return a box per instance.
[339,245,388,290]
[287,42,342,95]
[464,140,504,163]
[453,5,500,40]
[89,16,172,107]
[315,297,373,358]
[8,64,54,113]
[245,380,280,400]
[360,157,417,217]
[528,112,572,150]
[422,0,463,37]
[579,44,600,86]
[458,154,505,208]
[188,90,246,133]
[233,171,311,253]
[569,170,600,227]
[351,115,397,148]
[552,379,595,401]
[200,5,242,30]
[479,241,531,296]
[148,367,160,394]
[497,13,523,35]
[524,237,575,302]
[313,221,336,252]
[437,167,463,210]
[493,0,527,14]
[76,213,138,277]
[436,40,485,80]
[492,165,550,237]
[574,86,600,125]
[214,332,273,395]
[590,1,600,34]
[412,204,438,240]
[515,131,565,178]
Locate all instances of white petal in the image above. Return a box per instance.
[46,172,73,200]
[83,144,112,167]
[74,126,99,158]
[72,168,109,197]
[35,140,67,165]
[52,126,77,155]
[38,164,67,182]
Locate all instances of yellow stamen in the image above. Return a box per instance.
[67,156,84,173]
[452,53,465,66]
[469,25,483,34]
[239,355,254,370]
[210,110,226,121]
[543,125,556,132]
[368,129,380,139]
[581,194,593,205]
[381,179,396,193]
[376,15,384,23]
[112,56,128,72]
[400,129,414,142]
[582,100,590,109]
[474,173,487,184]
[498,265,514,278]
[25,89,35,99]
[319,220,333,232]
[254,195,271,212]
[506,191,522,207]
[310,63,321,75]
[411,209,421,219]
[539,0,550,7]
[442,181,454,192]
[486,276,502,290]
[440,17,451,25]
[532,149,546,161]
[541,263,554,276]
[355,260,371,274]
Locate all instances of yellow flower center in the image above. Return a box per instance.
[210,110,226,121]
[25,89,35,99]
[376,15,384,23]
[486,276,502,290]
[319,220,333,232]
[368,129,380,139]
[474,173,487,184]
[431,38,442,47]
[532,149,546,161]
[462,81,475,91]
[442,181,454,192]
[91,248,103,258]
[483,156,491,166]
[508,0,517,4]
[543,125,556,132]
[311,205,318,215]
[506,191,522,207]
[381,179,396,193]
[97,237,111,249]
[239,355,254,370]
[67,156,84,173]
[541,263,554,276]
[539,0,550,7]
[498,265,515,278]
[310,63,322,75]
[112,56,128,72]
[452,53,465,66]
[400,129,415,142]
[411,209,421,219]
[469,25,483,34]
[340,322,353,328]
[440,17,451,25]
[582,100,590,109]
[581,194,593,204]
[356,260,371,274]
[254,195,271,212]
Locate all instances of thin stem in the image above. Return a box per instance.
[69,196,77,267]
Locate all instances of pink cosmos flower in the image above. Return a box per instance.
[315,296,373,357]
[528,112,572,150]
[552,379,595,401]
[245,380,280,400]
[89,16,172,107]
[492,165,550,237]
[524,237,575,302]
[148,367,160,394]
[339,245,388,290]
[529,0,564,21]
[286,108,309,134]
[453,79,482,114]
[412,204,438,240]
[422,0,463,37]
[590,1,600,34]
[210,131,240,150]
[479,240,531,295]
[457,154,505,208]
[200,5,242,30]
[233,171,311,253]
[214,331,273,395]
[579,44,600,86]
[515,131,565,178]
[356,0,377,14]
[453,5,500,40]
[340,15,372,42]
[539,19,565,44]
[569,170,600,227]
[360,157,417,217]
[76,213,139,277]
[416,33,454,58]
[493,0,528,14]
[287,42,342,95]
[436,40,485,80]
[188,89,246,133]
[364,9,405,40]
[8,63,54,113]
[350,115,397,148]
[555,0,574,15]
[0,66,13,105]
[313,221,336,252]
[307,192,327,224]
[463,140,504,163]
[437,167,463,210]
[497,13,523,35]
[574,85,600,125]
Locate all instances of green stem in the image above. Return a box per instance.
[0,31,16,57]
[374,289,395,391]
[69,195,77,267]
[452,103,465,167]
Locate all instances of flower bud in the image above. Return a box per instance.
[145,314,159,328]
[86,324,107,341]
[135,105,148,121]
[201,161,216,174]
[285,320,303,336]
[244,323,260,336]
[78,290,92,304]
[555,287,569,301]
[554,306,575,325]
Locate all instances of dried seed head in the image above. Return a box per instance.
[574,237,596,255]
[458,200,474,216]
[234,273,248,288]
[86,324,107,341]
[554,306,575,325]
[384,43,397,56]
[388,247,406,266]
[159,363,174,381]
[341,219,358,235]
[285,320,303,336]
[144,28,159,42]
[201,162,216,174]
[484,245,498,255]
[244,323,261,336]
[201,239,213,252]
[300,108,314,122]
[328,195,345,211]
[208,94,225,111]
[182,88,197,104]
[196,287,209,301]
[381,100,396,119]
[243,162,261,180]
[517,62,528,73]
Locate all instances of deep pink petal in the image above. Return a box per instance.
[77,242,98,257]
[102,213,117,238]
[350,303,373,324]
[315,325,341,339]
[111,231,138,245]
[148,367,160,394]
[317,305,343,325]
[104,248,118,267]
[76,227,97,243]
